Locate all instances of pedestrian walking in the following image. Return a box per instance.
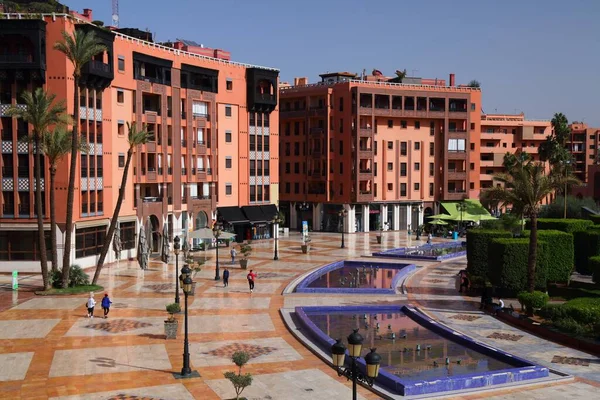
[86,293,96,318]
[230,246,237,264]
[247,269,257,293]
[101,293,112,318]
[223,268,230,287]
[427,233,432,245]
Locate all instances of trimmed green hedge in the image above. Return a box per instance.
[574,229,600,275]
[525,218,593,233]
[466,230,513,280]
[522,230,574,283]
[589,256,600,284]
[588,214,600,225]
[488,238,548,293]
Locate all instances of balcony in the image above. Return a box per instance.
[447,170,467,180]
[181,168,187,175]
[308,106,326,117]
[357,191,373,202]
[181,139,187,147]
[280,108,305,119]
[358,149,373,160]
[310,127,324,135]
[358,169,372,180]
[446,189,468,201]
[358,128,373,137]
[142,196,162,203]
[311,150,323,158]
[447,151,467,160]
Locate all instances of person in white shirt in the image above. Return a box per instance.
[86,293,97,318]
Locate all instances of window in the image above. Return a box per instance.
[414,162,420,171]
[294,121,300,135]
[294,182,299,193]
[0,231,50,261]
[471,103,476,111]
[250,135,256,151]
[430,121,435,136]
[226,79,233,90]
[414,142,420,150]
[225,130,232,143]
[285,163,290,173]
[117,90,124,103]
[118,154,125,168]
[118,56,125,72]
[387,183,393,191]
[339,141,343,155]
[225,105,232,117]
[118,122,125,136]
[387,119,393,128]
[294,142,300,156]
[339,118,343,133]
[471,143,475,151]
[225,184,232,195]
[401,120,407,129]
[429,142,434,156]
[400,163,407,176]
[414,182,420,190]
[429,183,434,196]
[96,155,103,177]
[225,157,232,169]
[470,162,475,170]
[75,225,106,258]
[387,162,393,171]
[471,122,475,130]
[429,162,434,176]
[470,182,475,189]
[387,142,393,150]
[448,139,466,152]
[192,101,208,117]
[340,163,343,174]
[415,121,420,129]
[400,142,407,156]
[285,182,290,193]
[400,183,407,197]
[294,162,299,173]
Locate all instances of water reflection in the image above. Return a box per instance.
[306,265,400,289]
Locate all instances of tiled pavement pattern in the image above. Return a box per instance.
[1,231,599,399]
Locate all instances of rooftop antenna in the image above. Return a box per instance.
[411,69,419,77]
[111,0,119,27]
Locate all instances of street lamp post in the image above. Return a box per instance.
[272,214,282,260]
[173,263,199,379]
[212,223,222,281]
[457,202,467,235]
[339,208,348,249]
[331,329,382,400]
[173,236,180,304]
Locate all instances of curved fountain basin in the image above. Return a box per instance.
[373,241,467,261]
[294,260,415,294]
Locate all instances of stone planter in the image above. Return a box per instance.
[164,320,178,339]
[376,235,382,244]
[301,245,309,254]
[239,259,248,269]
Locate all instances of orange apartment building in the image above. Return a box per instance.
[278,72,481,233]
[0,9,279,271]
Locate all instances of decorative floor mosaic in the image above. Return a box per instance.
[486,332,524,341]
[449,314,482,322]
[552,355,591,366]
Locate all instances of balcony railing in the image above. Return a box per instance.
[207,168,212,174]
[17,166,29,178]
[142,197,162,203]
[2,167,13,177]
[0,54,33,63]
[181,140,187,147]
[168,167,173,175]
[181,168,187,175]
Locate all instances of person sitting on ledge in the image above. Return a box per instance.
[492,297,505,315]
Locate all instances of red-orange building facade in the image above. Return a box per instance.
[279,72,481,232]
[0,11,279,271]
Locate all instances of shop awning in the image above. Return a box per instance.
[260,204,278,221]
[242,206,268,223]
[217,206,249,224]
[428,199,497,222]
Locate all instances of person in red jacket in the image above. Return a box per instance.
[247,270,257,293]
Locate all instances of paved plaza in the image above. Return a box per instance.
[1,231,599,399]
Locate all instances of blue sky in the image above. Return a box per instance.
[64,0,600,125]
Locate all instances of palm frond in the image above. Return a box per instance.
[54,30,107,76]
[6,88,67,140]
[127,122,151,149]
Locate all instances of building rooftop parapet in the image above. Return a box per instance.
[3,13,279,72]
[280,79,480,94]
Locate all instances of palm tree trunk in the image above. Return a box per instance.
[61,82,80,287]
[92,148,133,284]
[34,133,49,290]
[49,165,58,273]
[527,213,538,293]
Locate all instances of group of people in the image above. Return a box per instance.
[85,293,112,319]
[456,270,505,315]
[221,267,258,293]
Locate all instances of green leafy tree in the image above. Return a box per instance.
[482,160,575,292]
[467,80,481,88]
[92,123,150,284]
[54,29,106,287]
[42,127,87,272]
[224,351,253,400]
[7,88,67,290]
[539,112,573,171]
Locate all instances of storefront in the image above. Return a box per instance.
[369,204,381,231]
[321,203,343,232]
[241,206,270,241]
[217,206,249,243]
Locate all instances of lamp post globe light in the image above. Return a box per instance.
[272,214,282,260]
[212,223,222,281]
[330,329,381,400]
[339,208,348,249]
[173,236,180,304]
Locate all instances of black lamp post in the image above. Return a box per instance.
[331,329,381,400]
[173,263,199,379]
[272,214,282,260]
[213,223,222,281]
[457,201,467,234]
[339,208,348,249]
[173,236,180,304]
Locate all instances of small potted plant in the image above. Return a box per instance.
[224,351,253,400]
[301,236,311,254]
[164,303,180,339]
[376,224,383,244]
[239,242,252,270]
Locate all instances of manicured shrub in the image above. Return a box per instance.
[538,304,569,321]
[562,297,600,325]
[466,230,513,281]
[553,317,587,335]
[488,238,548,293]
[590,256,600,284]
[526,218,593,233]
[574,229,600,275]
[522,230,574,283]
[50,265,89,288]
[517,290,549,315]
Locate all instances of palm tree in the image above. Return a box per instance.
[92,122,150,284]
[482,160,577,292]
[54,29,106,287]
[7,89,67,290]
[41,128,87,273]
